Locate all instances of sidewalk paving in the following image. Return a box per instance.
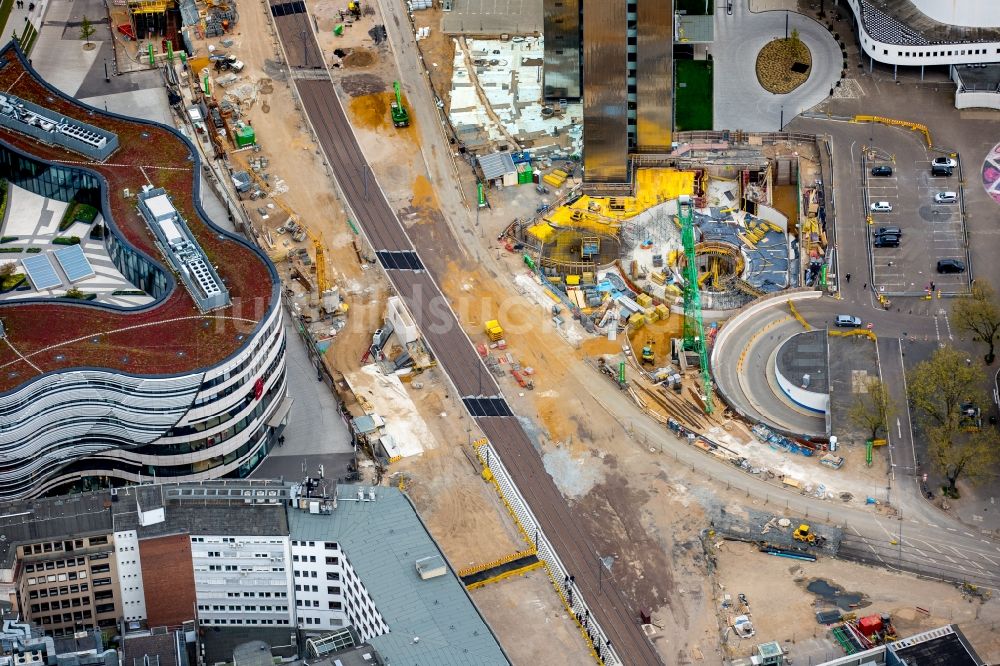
[714,0,842,131]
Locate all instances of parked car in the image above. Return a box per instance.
[934,191,958,203]
[936,259,966,273]
[835,314,862,328]
[874,234,900,248]
[875,226,902,237]
[870,201,893,213]
[932,156,958,168]
[870,165,893,176]
[931,164,953,177]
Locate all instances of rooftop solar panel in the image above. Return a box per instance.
[53,244,95,283]
[22,253,62,290]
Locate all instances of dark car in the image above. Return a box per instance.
[871,165,893,176]
[874,234,900,248]
[936,259,966,273]
[931,164,953,177]
[875,226,902,237]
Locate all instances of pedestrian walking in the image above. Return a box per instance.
[846,273,851,283]
[863,283,868,291]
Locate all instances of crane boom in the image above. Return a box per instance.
[679,196,714,414]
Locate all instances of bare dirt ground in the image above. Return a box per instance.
[714,540,1000,664]
[185,0,392,372]
[471,570,594,665]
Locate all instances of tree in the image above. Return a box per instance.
[952,279,1000,364]
[65,287,85,299]
[848,376,895,441]
[790,28,801,44]
[79,16,96,47]
[927,425,1000,497]
[908,346,1000,496]
[0,263,14,278]
[906,346,982,433]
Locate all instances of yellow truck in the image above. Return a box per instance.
[485,319,504,342]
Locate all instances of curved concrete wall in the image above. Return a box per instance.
[846,0,1000,67]
[910,0,1000,28]
[711,290,822,373]
[774,364,829,413]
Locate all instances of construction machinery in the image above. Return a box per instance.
[347,0,361,17]
[484,319,504,342]
[390,81,410,128]
[679,195,714,413]
[793,524,815,544]
[641,339,655,365]
[244,166,342,315]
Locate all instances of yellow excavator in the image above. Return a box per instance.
[793,524,816,544]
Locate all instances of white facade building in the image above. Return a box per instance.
[191,534,295,627]
[289,538,387,639]
[846,0,1000,70]
[112,529,147,627]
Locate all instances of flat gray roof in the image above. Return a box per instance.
[0,493,114,568]
[477,152,517,181]
[113,484,289,537]
[287,486,510,666]
[827,335,880,441]
[677,15,714,43]
[776,330,829,393]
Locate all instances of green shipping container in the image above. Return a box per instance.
[518,165,533,184]
[235,126,256,148]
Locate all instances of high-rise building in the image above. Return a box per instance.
[0,43,288,501]
[544,0,674,184]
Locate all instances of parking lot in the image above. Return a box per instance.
[864,155,971,296]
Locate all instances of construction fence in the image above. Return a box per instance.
[471,438,623,666]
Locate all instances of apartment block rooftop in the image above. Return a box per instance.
[286,484,510,666]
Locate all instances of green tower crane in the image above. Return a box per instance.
[679,195,714,414]
[390,81,410,128]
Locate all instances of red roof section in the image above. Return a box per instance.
[0,47,277,393]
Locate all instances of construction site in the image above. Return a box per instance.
[102,0,1000,660]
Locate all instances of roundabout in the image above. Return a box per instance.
[714,0,843,130]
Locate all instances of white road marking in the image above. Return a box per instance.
[910,538,942,553]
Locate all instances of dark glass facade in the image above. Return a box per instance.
[106,232,169,299]
[582,0,629,183]
[543,0,582,99]
[636,1,673,152]
[0,142,168,299]
[0,145,101,206]
[546,0,674,183]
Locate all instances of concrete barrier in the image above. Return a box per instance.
[711,290,823,425]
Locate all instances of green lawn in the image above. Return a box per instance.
[675,60,713,132]
[19,21,37,55]
[0,0,13,42]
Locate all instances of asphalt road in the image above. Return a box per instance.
[266,7,662,665]
[580,352,1000,591]
[710,291,1000,587]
